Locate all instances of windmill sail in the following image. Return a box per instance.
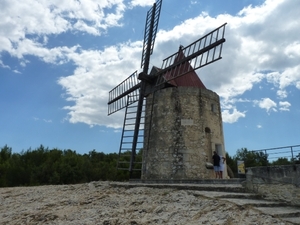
[155,23,227,86]
[107,0,163,116]
[107,0,163,176]
[125,0,163,177]
[108,71,140,115]
[141,0,162,71]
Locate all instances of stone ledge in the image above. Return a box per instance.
[130,178,245,184]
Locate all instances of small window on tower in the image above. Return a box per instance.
[205,127,211,133]
[211,104,215,112]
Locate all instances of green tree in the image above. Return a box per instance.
[0,145,12,186]
[271,157,292,166]
[0,144,132,187]
[0,145,12,162]
[59,149,86,184]
[225,152,236,177]
[234,148,269,167]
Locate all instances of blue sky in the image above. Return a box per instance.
[0,0,299,157]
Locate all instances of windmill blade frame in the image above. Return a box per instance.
[107,0,163,178]
[107,0,163,116]
[108,71,140,115]
[127,0,163,177]
[141,0,162,71]
[155,23,227,86]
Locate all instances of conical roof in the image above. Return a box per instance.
[163,46,206,89]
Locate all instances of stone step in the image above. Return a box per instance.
[128,179,247,193]
[130,178,246,185]
[223,198,288,207]
[116,182,246,193]
[255,206,300,225]
[255,206,300,218]
[190,189,300,224]
[283,217,300,224]
[191,190,261,199]
[113,181,300,224]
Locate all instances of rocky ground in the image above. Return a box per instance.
[0,181,293,225]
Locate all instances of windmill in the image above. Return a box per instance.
[108,0,227,178]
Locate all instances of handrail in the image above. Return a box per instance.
[250,144,300,162]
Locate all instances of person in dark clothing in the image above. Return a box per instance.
[212,151,220,178]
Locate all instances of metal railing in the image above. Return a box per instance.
[251,144,300,163]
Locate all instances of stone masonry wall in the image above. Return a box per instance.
[142,86,227,180]
[244,165,300,206]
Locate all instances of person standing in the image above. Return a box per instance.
[212,151,220,178]
[219,155,226,179]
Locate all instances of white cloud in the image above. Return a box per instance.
[43,119,53,123]
[57,41,142,127]
[0,0,126,55]
[266,66,300,98]
[222,108,246,124]
[33,117,52,123]
[130,0,154,7]
[276,89,288,99]
[12,70,21,74]
[284,42,300,59]
[254,98,277,113]
[257,124,262,129]
[279,101,291,111]
[0,60,10,69]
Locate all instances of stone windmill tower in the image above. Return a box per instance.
[142,47,227,180]
[108,0,227,180]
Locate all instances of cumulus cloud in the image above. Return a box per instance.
[0,0,126,56]
[279,101,291,111]
[266,66,300,95]
[254,98,277,113]
[130,0,155,7]
[222,108,246,124]
[57,41,142,127]
[276,89,288,99]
